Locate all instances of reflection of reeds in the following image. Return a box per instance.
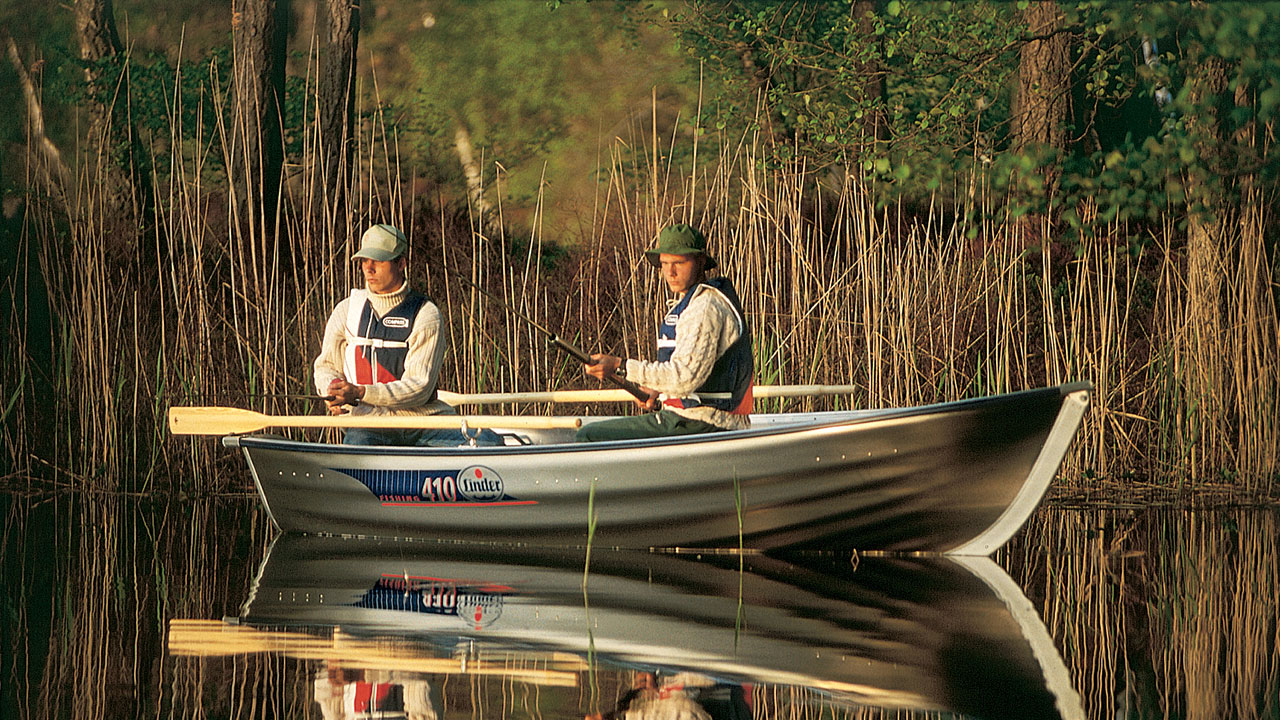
[2,490,284,718]
[1006,508,1280,720]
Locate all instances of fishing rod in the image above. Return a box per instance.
[158,393,334,400]
[442,266,651,403]
[155,393,333,403]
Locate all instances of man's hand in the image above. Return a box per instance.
[325,378,364,415]
[632,671,656,691]
[584,353,622,381]
[633,387,661,412]
[585,355,660,411]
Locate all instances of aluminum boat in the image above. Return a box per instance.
[225,383,1090,553]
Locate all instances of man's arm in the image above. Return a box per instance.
[313,299,349,395]
[358,301,446,408]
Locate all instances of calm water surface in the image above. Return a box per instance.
[1,491,1276,720]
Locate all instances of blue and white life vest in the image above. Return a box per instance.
[342,288,430,386]
[658,278,754,414]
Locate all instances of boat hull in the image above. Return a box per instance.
[229,384,1089,553]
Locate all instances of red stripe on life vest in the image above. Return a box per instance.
[353,682,372,711]
[351,682,395,712]
[732,382,755,415]
[352,347,372,384]
[662,383,754,414]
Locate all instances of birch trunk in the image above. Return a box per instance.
[453,120,499,236]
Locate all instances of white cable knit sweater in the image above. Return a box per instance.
[625,285,750,430]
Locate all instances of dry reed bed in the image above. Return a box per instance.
[2,62,1278,500]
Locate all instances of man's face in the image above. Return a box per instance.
[659,253,703,295]
[361,256,406,294]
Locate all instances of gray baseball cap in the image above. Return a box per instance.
[353,224,407,261]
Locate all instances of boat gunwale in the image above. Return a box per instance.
[224,382,1091,457]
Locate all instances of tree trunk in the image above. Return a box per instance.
[1182,55,1229,478]
[453,120,499,237]
[75,0,121,67]
[1012,1,1070,155]
[231,0,288,239]
[319,0,360,218]
[850,0,888,152]
[1011,0,1070,247]
[5,34,71,193]
[74,0,150,223]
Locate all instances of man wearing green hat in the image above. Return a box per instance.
[314,223,499,446]
[577,223,754,442]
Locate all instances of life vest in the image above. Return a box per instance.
[658,278,754,414]
[343,288,430,385]
[343,681,406,717]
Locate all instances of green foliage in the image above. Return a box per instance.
[1047,2,1280,239]
[665,1,1022,178]
[7,0,1279,250]
[65,43,321,186]
[664,0,1280,237]
[0,0,245,192]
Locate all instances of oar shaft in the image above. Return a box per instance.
[275,415,580,430]
[168,406,581,436]
[438,384,860,405]
[440,389,633,404]
[755,384,859,398]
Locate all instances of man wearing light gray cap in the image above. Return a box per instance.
[313,223,498,446]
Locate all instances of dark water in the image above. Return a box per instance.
[2,490,1277,720]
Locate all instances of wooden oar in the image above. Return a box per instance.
[438,384,860,405]
[168,407,582,436]
[168,620,582,685]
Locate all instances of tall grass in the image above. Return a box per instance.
[2,56,1278,496]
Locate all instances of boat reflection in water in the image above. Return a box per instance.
[170,534,1084,720]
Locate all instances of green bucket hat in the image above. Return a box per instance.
[643,224,718,271]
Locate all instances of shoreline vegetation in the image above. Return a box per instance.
[1,5,1278,504]
[4,95,1277,503]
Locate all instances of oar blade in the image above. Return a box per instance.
[169,407,268,435]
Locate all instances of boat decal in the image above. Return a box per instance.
[332,465,535,506]
[349,575,508,629]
